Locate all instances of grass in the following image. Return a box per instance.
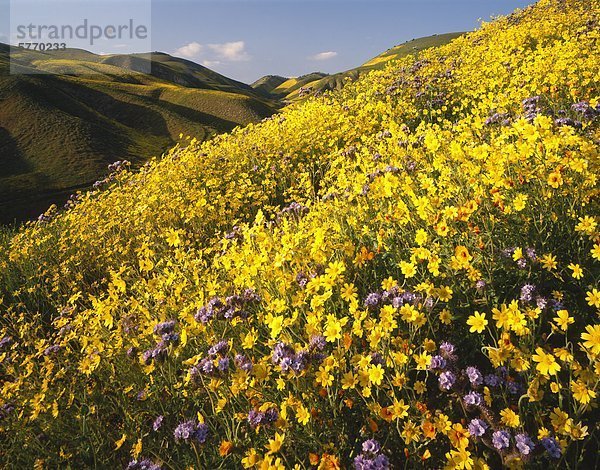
[284,33,464,100]
[0,46,277,224]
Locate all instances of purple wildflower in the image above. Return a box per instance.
[309,335,326,351]
[439,371,456,391]
[429,355,447,370]
[247,408,279,428]
[555,117,582,129]
[515,433,535,455]
[141,349,153,365]
[152,415,164,432]
[0,336,12,349]
[541,437,561,459]
[208,340,228,357]
[468,419,488,437]
[354,439,389,470]
[484,374,502,387]
[571,101,598,120]
[173,420,208,444]
[536,296,548,310]
[439,342,455,357]
[126,458,163,470]
[492,430,511,450]
[520,284,535,302]
[161,332,179,344]
[364,292,382,309]
[362,439,381,454]
[0,403,15,421]
[153,320,175,336]
[43,345,61,356]
[217,357,230,372]
[466,366,483,387]
[463,391,482,406]
[234,354,253,372]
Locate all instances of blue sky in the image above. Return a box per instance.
[2,0,536,83]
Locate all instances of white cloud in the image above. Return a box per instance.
[207,41,249,61]
[173,40,249,65]
[201,60,222,68]
[310,51,338,61]
[174,41,203,59]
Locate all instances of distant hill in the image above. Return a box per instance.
[251,75,288,97]
[0,45,277,224]
[283,33,464,101]
[252,72,329,99]
[0,33,463,224]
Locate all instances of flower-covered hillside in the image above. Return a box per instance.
[0,0,599,468]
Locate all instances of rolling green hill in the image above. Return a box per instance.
[0,33,462,224]
[250,75,288,97]
[283,33,464,100]
[252,72,329,99]
[0,45,277,224]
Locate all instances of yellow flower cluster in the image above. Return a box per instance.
[0,0,598,468]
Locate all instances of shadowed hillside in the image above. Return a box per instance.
[0,46,277,224]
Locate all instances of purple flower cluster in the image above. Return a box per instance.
[247,408,279,428]
[439,371,456,391]
[234,353,253,373]
[555,117,582,129]
[541,437,562,459]
[173,419,209,444]
[126,459,163,470]
[296,271,309,288]
[92,160,131,189]
[485,112,511,126]
[522,96,542,122]
[43,344,61,356]
[108,160,130,173]
[463,391,483,406]
[0,403,15,421]
[439,342,455,357]
[364,286,425,311]
[152,415,164,432]
[426,341,459,391]
[189,340,231,379]
[224,225,242,240]
[271,339,324,374]
[468,419,488,437]
[278,201,309,219]
[571,101,599,120]
[515,433,535,455]
[194,289,260,324]
[353,439,389,470]
[465,366,483,387]
[429,355,446,370]
[141,320,179,365]
[153,320,179,343]
[492,430,511,450]
[0,336,12,350]
[479,367,524,395]
[520,284,536,302]
[502,247,537,269]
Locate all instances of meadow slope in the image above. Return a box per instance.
[0,0,599,468]
[283,33,463,101]
[0,47,276,224]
